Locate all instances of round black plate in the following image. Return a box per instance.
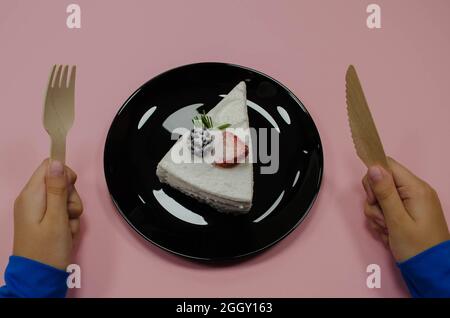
[104,62,323,261]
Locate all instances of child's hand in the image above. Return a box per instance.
[12,159,83,270]
[362,157,450,262]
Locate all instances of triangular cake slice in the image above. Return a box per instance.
[156,82,253,213]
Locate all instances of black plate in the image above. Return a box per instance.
[104,62,323,261]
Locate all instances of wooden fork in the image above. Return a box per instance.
[43,65,76,164]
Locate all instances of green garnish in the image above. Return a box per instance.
[216,123,231,130]
[192,111,230,130]
[192,111,213,129]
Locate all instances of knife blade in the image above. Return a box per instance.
[345,65,388,170]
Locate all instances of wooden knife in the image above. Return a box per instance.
[345,65,388,170]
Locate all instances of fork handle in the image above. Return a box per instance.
[50,135,66,164]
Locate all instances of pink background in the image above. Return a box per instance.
[1,0,450,297]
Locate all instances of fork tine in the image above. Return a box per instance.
[47,65,57,90]
[53,64,63,87]
[69,65,76,90]
[61,65,69,88]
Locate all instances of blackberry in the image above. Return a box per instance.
[189,127,215,157]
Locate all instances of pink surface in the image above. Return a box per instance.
[0,0,450,297]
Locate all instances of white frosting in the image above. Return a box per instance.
[156,81,253,213]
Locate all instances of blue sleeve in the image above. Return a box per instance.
[0,255,69,298]
[398,240,450,298]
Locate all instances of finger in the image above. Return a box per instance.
[69,218,80,236]
[364,202,387,228]
[368,218,389,234]
[367,220,389,245]
[380,233,389,246]
[65,166,77,185]
[362,175,376,205]
[15,160,49,222]
[68,187,83,219]
[24,159,76,191]
[387,157,422,188]
[368,220,387,235]
[24,159,50,191]
[44,160,69,222]
[367,165,411,228]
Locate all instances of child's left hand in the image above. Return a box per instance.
[12,159,83,270]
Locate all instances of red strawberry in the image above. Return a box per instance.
[214,131,249,167]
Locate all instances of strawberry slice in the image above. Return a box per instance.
[214,131,249,167]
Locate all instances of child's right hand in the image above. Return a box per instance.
[362,157,450,262]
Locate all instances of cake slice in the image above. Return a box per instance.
[156,82,253,213]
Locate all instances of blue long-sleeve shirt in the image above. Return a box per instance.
[398,240,450,298]
[0,255,68,298]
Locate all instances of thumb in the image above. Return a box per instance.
[45,160,68,220]
[367,165,410,227]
